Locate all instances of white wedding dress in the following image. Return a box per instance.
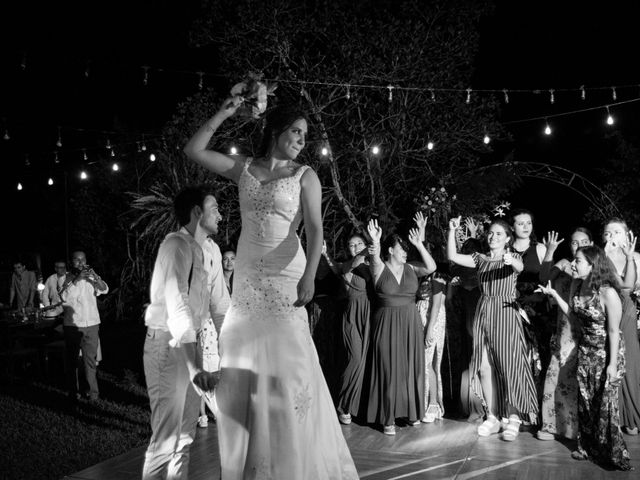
[216,158,359,480]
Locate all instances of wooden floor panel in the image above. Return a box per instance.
[65,418,640,479]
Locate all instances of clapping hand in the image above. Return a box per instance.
[413,211,427,242]
[449,216,462,231]
[543,231,565,253]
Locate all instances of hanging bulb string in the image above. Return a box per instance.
[502,96,640,125]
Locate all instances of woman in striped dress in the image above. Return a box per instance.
[447,216,538,441]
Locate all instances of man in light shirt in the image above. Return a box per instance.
[41,260,67,320]
[9,261,36,309]
[142,185,230,480]
[61,251,108,403]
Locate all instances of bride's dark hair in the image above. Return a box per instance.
[578,245,621,294]
[257,104,309,158]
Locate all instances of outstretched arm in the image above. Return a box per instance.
[447,217,476,268]
[408,227,436,276]
[367,219,384,283]
[183,96,246,183]
[537,280,570,315]
[540,231,564,283]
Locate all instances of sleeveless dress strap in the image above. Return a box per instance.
[294,164,310,180]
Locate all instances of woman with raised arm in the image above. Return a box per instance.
[603,218,640,436]
[536,228,592,441]
[184,98,357,479]
[447,216,538,441]
[538,246,631,470]
[413,212,448,423]
[365,218,436,435]
[322,234,374,425]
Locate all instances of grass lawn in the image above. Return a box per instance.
[0,322,152,480]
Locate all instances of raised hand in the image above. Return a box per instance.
[408,227,422,247]
[464,217,479,238]
[503,248,513,265]
[413,211,427,242]
[543,231,565,253]
[367,218,382,244]
[621,230,637,258]
[449,216,462,231]
[217,95,244,119]
[535,280,556,296]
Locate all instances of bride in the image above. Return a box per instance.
[184,97,358,479]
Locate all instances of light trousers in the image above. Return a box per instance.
[142,328,199,480]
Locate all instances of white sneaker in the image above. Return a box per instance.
[198,415,208,428]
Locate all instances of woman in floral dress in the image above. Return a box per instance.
[536,228,593,441]
[539,246,631,470]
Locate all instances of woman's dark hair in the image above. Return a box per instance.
[257,104,309,158]
[174,184,216,226]
[381,234,409,260]
[461,237,483,254]
[577,245,621,294]
[509,208,537,242]
[487,219,514,250]
[573,227,593,242]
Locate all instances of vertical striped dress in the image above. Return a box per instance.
[470,252,538,421]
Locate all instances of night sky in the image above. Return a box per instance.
[1,0,639,268]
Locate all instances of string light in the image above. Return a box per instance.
[387,85,394,103]
[606,106,614,125]
[110,149,116,157]
[82,149,88,161]
[112,162,120,171]
[84,61,91,78]
[229,146,238,155]
[580,85,586,100]
[611,87,617,101]
[56,126,62,147]
[3,128,9,140]
[149,153,156,162]
[503,89,509,104]
[466,88,472,104]
[54,152,59,164]
[80,170,88,180]
[371,145,380,155]
[321,146,329,156]
[345,85,351,100]
[105,138,112,149]
[544,120,552,135]
[136,141,142,153]
[142,66,149,86]
[549,89,555,104]
[141,137,147,151]
[25,154,30,167]
[17,182,23,191]
[427,140,434,150]
[198,72,204,90]
[430,89,436,101]
[48,177,54,186]
[483,131,491,144]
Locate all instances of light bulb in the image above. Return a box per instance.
[321,147,328,156]
[112,163,119,171]
[544,124,552,135]
[110,149,115,157]
[17,182,23,191]
[427,141,434,150]
[149,153,156,162]
[48,177,54,186]
[3,129,9,140]
[230,146,238,155]
[483,134,491,144]
[80,171,88,180]
[141,143,147,151]
[371,146,380,155]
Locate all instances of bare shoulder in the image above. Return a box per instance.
[599,286,620,304]
[300,165,320,186]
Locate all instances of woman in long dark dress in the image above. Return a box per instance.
[539,246,631,470]
[365,219,436,435]
[322,234,374,425]
[603,218,640,436]
[447,216,538,441]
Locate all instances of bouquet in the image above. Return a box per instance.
[230,72,278,119]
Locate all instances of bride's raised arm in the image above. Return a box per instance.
[183,96,246,184]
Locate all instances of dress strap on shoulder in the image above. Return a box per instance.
[294,164,311,179]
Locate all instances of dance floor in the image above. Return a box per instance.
[64,418,640,479]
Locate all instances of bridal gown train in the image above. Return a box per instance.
[216,158,359,480]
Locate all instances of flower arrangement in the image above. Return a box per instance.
[230,72,278,119]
